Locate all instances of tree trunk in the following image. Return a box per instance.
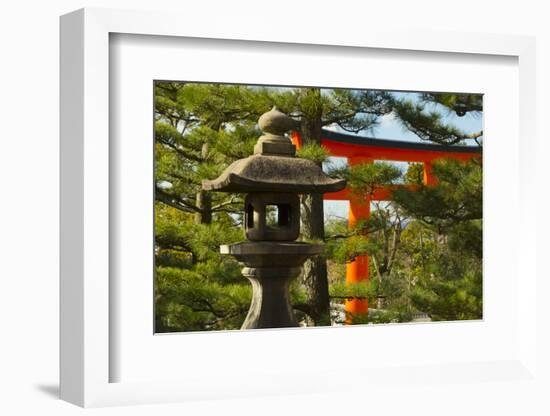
[299,89,330,325]
[300,193,329,325]
[195,142,212,224]
[194,190,212,224]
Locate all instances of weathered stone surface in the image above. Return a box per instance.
[221,242,323,329]
[253,139,296,156]
[257,106,298,135]
[245,193,300,241]
[221,241,322,267]
[202,154,346,193]
[240,266,301,329]
[202,105,346,194]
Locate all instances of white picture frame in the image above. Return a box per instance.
[60,7,539,408]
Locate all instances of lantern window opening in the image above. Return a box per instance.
[246,204,255,228]
[265,203,292,229]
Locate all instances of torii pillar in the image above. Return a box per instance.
[290,129,477,323]
[345,156,371,316]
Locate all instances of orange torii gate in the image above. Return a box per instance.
[290,129,481,318]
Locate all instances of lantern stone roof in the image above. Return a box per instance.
[202,107,346,194]
[202,153,346,193]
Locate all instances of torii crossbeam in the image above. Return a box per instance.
[291,129,481,320]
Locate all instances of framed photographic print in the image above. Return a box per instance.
[60,7,539,408]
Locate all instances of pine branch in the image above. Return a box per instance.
[154,238,193,253]
[393,100,482,145]
[158,139,203,162]
[334,120,371,134]
[420,93,483,115]
[329,295,369,300]
[156,187,201,213]
[211,196,240,211]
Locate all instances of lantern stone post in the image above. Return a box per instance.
[203,107,346,329]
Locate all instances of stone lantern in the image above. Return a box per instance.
[202,107,346,329]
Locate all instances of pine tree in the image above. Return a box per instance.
[324,92,483,323]
[392,92,483,145]
[392,159,483,320]
[155,82,272,224]
[277,87,394,325]
[155,84,483,330]
[380,93,483,321]
[154,82,279,331]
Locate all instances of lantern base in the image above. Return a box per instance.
[241,266,301,329]
[221,242,322,329]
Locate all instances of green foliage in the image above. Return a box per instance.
[420,93,483,117]
[393,159,482,227]
[329,281,377,300]
[155,265,252,332]
[410,269,482,321]
[392,99,470,145]
[154,82,280,332]
[448,220,482,259]
[318,89,393,133]
[389,158,483,321]
[347,308,413,325]
[154,83,484,331]
[403,220,483,321]
[154,202,249,332]
[331,161,402,196]
[326,157,483,323]
[325,235,376,264]
[296,143,330,164]
[405,162,424,185]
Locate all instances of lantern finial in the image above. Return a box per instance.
[258,106,296,136]
[254,107,297,156]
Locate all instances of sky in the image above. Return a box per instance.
[159,84,483,221]
[353,91,482,141]
[321,90,483,221]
